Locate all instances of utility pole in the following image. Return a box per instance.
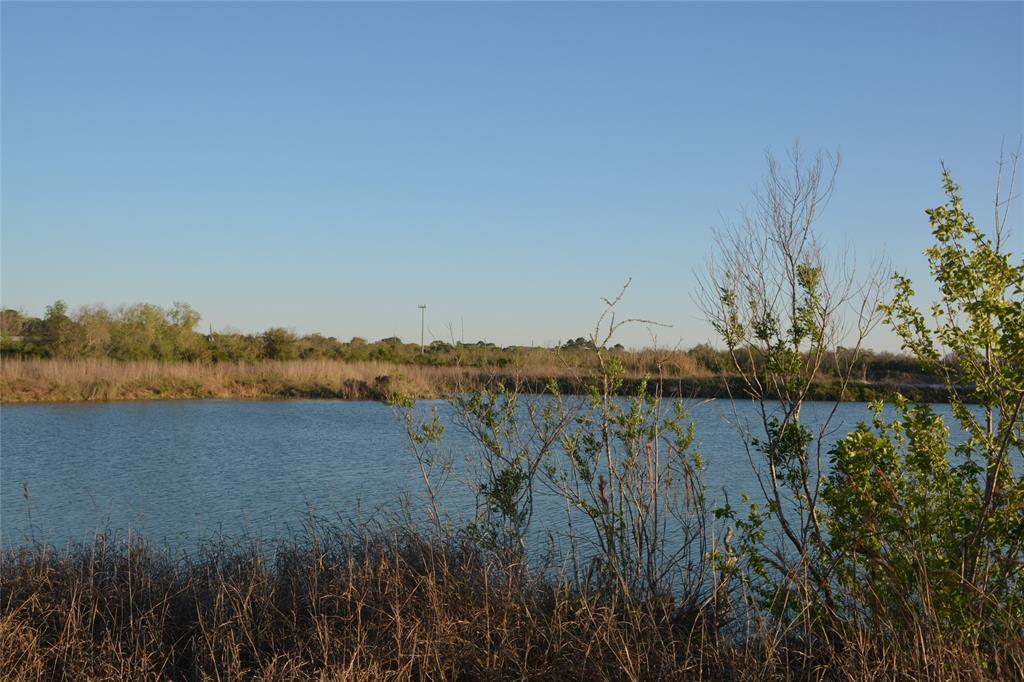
[418,304,426,353]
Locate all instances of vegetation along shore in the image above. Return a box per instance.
[0,317,949,404]
[3,166,1022,680]
[0,355,951,404]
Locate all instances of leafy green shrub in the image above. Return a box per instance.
[824,169,1023,637]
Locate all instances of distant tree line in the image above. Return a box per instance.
[0,301,475,364]
[0,300,933,382]
[0,301,589,365]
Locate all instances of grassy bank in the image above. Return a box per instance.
[0,358,462,403]
[0,358,948,404]
[3,526,1016,681]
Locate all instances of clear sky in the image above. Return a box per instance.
[2,1,1021,350]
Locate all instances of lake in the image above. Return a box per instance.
[0,398,984,549]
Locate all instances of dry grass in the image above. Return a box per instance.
[2,526,1016,681]
[0,358,716,404]
[0,357,950,405]
[486,347,713,379]
[0,359,473,403]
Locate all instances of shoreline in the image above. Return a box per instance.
[0,358,953,405]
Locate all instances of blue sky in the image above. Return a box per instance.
[2,1,1021,350]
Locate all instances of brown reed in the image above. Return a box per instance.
[0,357,715,404]
[2,525,1016,681]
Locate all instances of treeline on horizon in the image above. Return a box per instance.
[0,300,933,384]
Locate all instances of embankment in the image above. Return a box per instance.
[0,358,950,404]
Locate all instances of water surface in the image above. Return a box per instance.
[0,398,984,548]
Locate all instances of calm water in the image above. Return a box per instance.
[0,398,979,548]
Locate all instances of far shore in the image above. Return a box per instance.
[0,358,952,405]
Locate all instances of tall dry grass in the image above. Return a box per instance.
[0,358,716,404]
[2,525,1016,681]
[485,347,713,379]
[0,359,473,403]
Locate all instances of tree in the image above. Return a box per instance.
[110,304,172,360]
[75,305,114,358]
[167,302,206,361]
[262,327,299,360]
[43,300,83,358]
[703,144,1022,667]
[0,309,28,338]
[391,282,714,606]
[698,142,888,613]
[824,156,1023,636]
[0,308,38,356]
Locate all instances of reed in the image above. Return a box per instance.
[1,358,934,404]
[0,358,472,403]
[0,357,707,404]
[2,525,1016,681]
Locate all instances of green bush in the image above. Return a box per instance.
[824,170,1023,635]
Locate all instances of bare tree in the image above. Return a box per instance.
[993,137,1021,254]
[696,142,889,605]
